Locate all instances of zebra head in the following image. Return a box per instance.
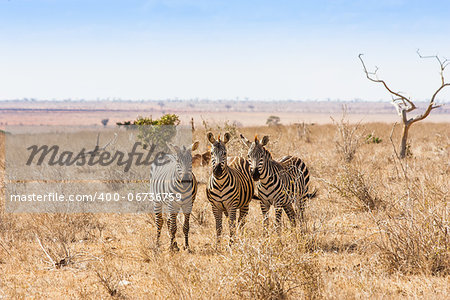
[207,132,231,177]
[240,134,270,181]
[168,141,199,183]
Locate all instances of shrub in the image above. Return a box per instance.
[331,108,364,162]
[375,204,449,276]
[31,213,104,269]
[224,231,323,299]
[325,162,383,211]
[117,114,180,149]
[266,115,281,126]
[94,259,129,299]
[373,157,448,276]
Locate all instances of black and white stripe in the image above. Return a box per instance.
[150,142,199,251]
[240,134,315,228]
[206,132,254,242]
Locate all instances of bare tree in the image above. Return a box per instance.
[359,50,448,158]
[101,118,109,127]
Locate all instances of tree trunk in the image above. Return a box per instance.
[399,123,410,158]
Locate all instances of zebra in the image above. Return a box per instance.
[150,141,199,251]
[206,132,255,242]
[240,134,315,229]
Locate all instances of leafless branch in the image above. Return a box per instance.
[35,233,57,269]
[417,49,448,87]
[95,133,117,152]
[80,133,118,159]
[359,54,417,114]
[408,49,450,125]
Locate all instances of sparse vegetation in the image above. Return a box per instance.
[0,121,448,298]
[31,213,104,269]
[225,231,323,299]
[94,255,129,299]
[328,163,383,211]
[372,135,448,276]
[266,115,281,126]
[295,122,312,143]
[375,194,449,276]
[331,108,364,162]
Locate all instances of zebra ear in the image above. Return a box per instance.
[191,141,199,151]
[240,134,251,147]
[207,132,216,144]
[223,132,231,144]
[261,136,269,146]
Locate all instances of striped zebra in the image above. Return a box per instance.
[150,142,199,251]
[240,134,315,228]
[206,132,254,242]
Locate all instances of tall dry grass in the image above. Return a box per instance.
[0,121,448,299]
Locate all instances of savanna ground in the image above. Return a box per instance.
[0,120,448,299]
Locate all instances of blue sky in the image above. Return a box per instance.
[1,0,449,101]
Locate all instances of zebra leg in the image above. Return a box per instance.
[260,201,270,230]
[275,207,283,231]
[183,213,191,251]
[283,203,297,228]
[168,213,179,251]
[237,205,249,229]
[156,212,163,247]
[228,207,237,243]
[297,198,305,221]
[212,206,223,243]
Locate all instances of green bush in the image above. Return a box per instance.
[366,133,382,144]
[117,114,180,149]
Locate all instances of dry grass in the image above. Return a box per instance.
[331,108,364,163]
[223,230,323,299]
[0,122,449,299]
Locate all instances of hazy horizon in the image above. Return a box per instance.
[1,1,449,102]
[1,98,449,104]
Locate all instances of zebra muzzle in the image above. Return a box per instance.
[181,173,192,183]
[213,165,223,176]
[252,169,260,181]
